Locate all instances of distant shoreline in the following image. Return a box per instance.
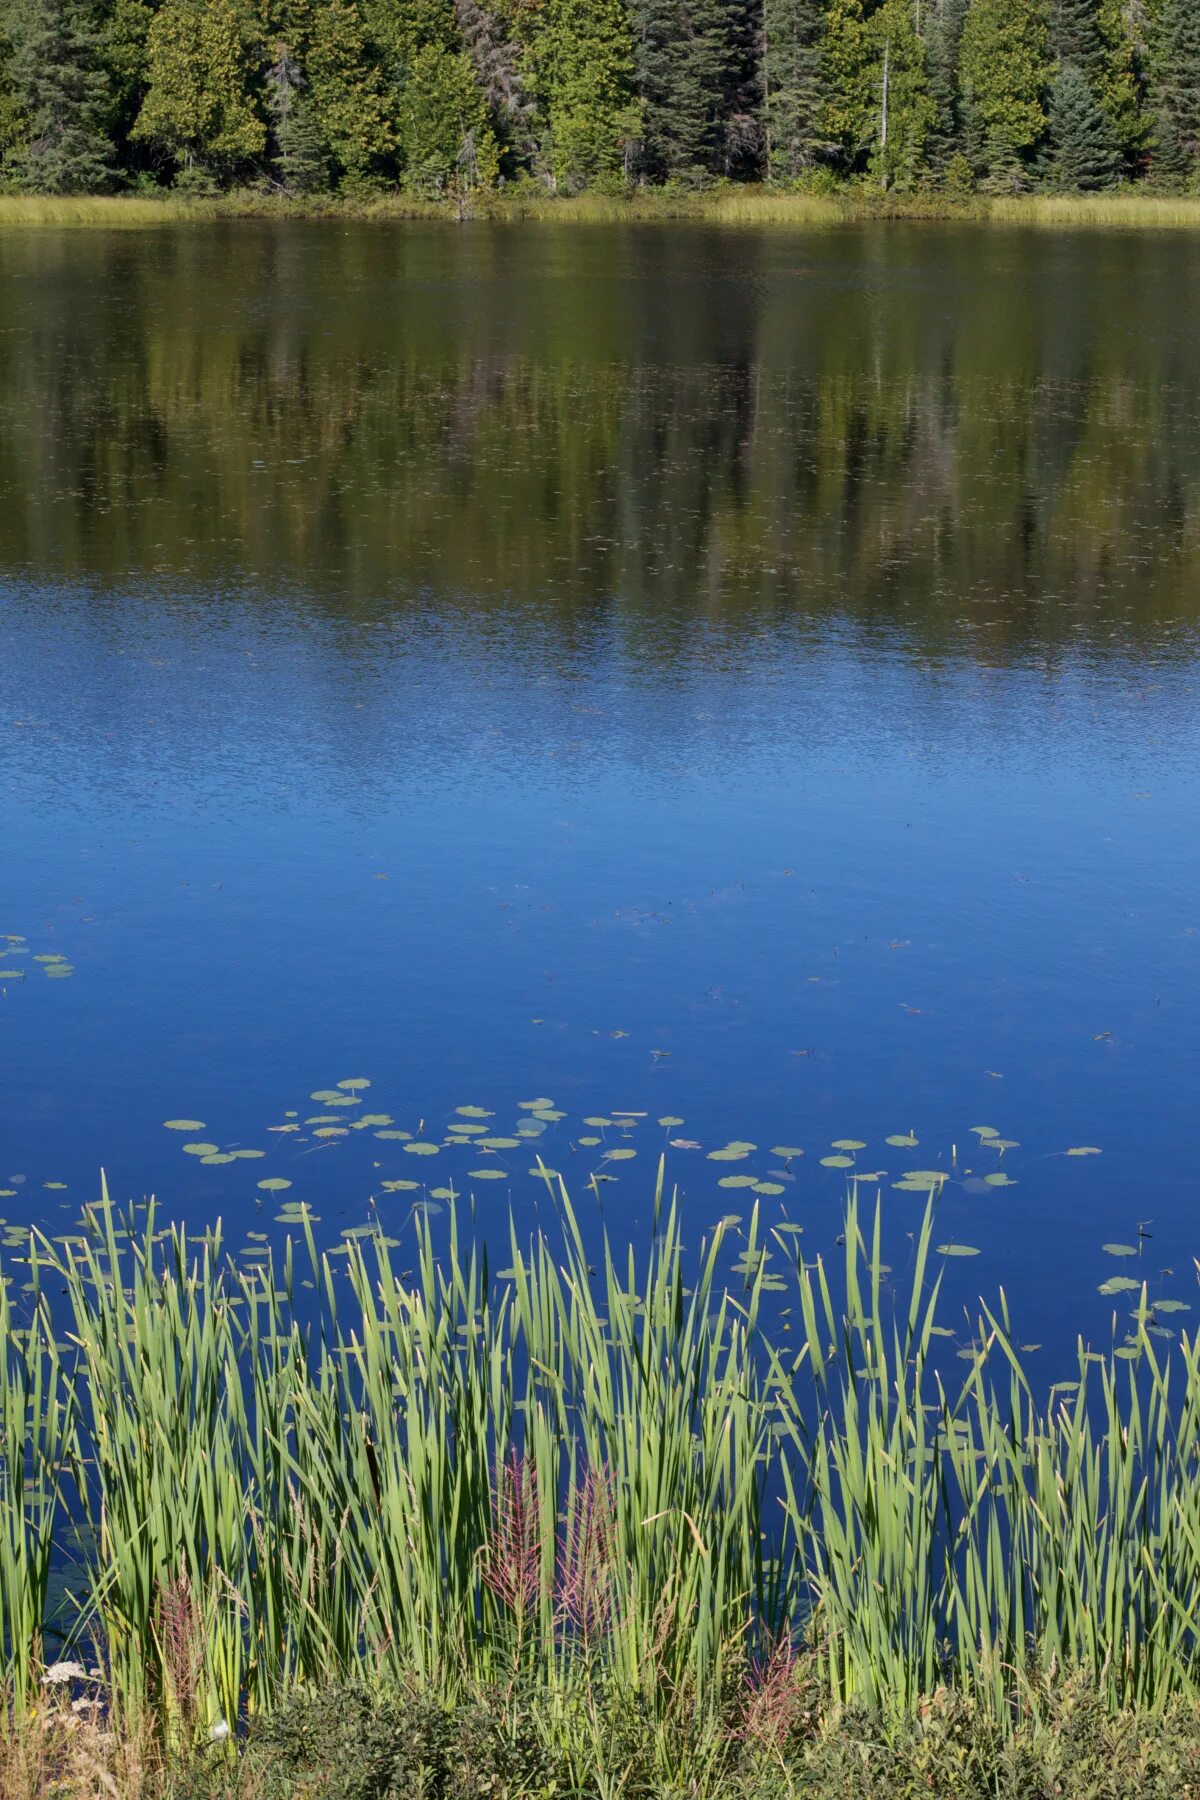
[3,188,1200,230]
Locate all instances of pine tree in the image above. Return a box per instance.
[1045,56,1119,184]
[363,0,499,189]
[1150,0,1200,184]
[959,0,1051,188]
[305,0,392,183]
[868,0,935,188]
[628,0,742,183]
[452,0,536,173]
[132,0,266,179]
[762,0,830,179]
[1050,0,1105,83]
[267,42,331,190]
[4,0,113,192]
[820,0,873,170]
[539,0,637,186]
[922,0,969,176]
[1093,0,1145,165]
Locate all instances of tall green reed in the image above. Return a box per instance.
[2,1168,1200,1735]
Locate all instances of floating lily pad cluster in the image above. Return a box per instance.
[0,934,75,981]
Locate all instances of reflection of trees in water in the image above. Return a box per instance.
[0,226,1198,659]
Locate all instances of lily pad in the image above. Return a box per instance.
[164,1120,206,1131]
[820,1155,854,1169]
[257,1178,292,1192]
[1066,1146,1102,1157]
[936,1244,980,1257]
[831,1139,866,1151]
[1102,1244,1138,1257]
[885,1133,917,1148]
[181,1143,220,1158]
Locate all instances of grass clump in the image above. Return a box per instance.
[2,187,1200,229]
[4,1172,1200,1793]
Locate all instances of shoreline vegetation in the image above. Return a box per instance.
[3,187,1200,229]
[4,1174,1200,1797]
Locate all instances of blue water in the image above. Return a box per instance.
[2,221,1199,1365]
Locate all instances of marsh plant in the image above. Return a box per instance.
[3,1169,1200,1765]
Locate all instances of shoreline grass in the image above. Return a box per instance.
[2,187,1200,230]
[3,1173,1200,1793]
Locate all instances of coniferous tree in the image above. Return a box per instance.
[922,0,969,176]
[132,0,266,180]
[1093,0,1145,166]
[820,0,873,170]
[1045,56,1119,184]
[5,0,112,190]
[539,0,637,186]
[628,0,743,182]
[959,0,1050,188]
[762,0,831,179]
[267,42,331,190]
[1151,0,1200,183]
[868,0,936,187]
[305,0,392,183]
[452,0,536,173]
[1050,0,1104,83]
[366,0,499,189]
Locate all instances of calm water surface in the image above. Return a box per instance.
[2,221,1198,1359]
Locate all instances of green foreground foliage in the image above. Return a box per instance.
[0,0,1199,199]
[3,1170,1200,1775]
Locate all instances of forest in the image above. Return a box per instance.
[0,0,1197,199]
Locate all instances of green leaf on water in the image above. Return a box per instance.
[374,1131,413,1141]
[583,1118,612,1128]
[337,1078,371,1090]
[708,1143,756,1162]
[479,1137,519,1151]
[820,1155,854,1168]
[983,1173,1016,1187]
[885,1133,917,1148]
[831,1139,866,1151]
[936,1244,980,1257]
[229,1149,265,1160]
[468,1169,507,1181]
[404,1143,440,1156]
[518,1098,554,1110]
[970,1127,999,1138]
[257,1178,292,1192]
[658,1116,684,1127]
[43,1182,67,1191]
[457,1106,493,1118]
[182,1143,220,1157]
[1098,1276,1140,1294]
[164,1120,206,1132]
[380,1180,419,1192]
[313,1127,347,1138]
[1066,1146,1102,1157]
[718,1175,758,1189]
[770,1146,804,1159]
[579,1136,601,1146]
[604,1148,636,1161]
[1102,1244,1138,1257]
[201,1154,236,1165]
[1155,1300,1189,1313]
[754,1181,786,1196]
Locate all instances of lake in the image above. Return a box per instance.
[1,220,1198,1363]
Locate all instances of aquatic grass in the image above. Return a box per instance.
[4,1170,1200,1745]
[3,189,1200,230]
